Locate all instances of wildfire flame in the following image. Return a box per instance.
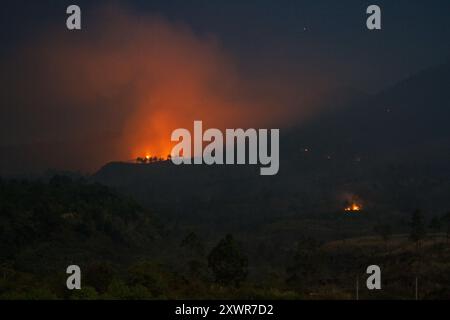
[344,202,361,211]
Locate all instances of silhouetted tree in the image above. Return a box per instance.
[429,216,442,242]
[286,237,323,290]
[429,216,442,232]
[410,210,426,250]
[207,234,248,287]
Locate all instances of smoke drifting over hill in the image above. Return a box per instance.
[0,4,330,173]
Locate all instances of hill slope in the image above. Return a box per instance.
[94,62,450,229]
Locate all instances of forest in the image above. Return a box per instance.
[1,176,450,299]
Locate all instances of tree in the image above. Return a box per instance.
[136,157,147,164]
[181,232,207,280]
[429,216,442,242]
[286,237,323,290]
[207,234,248,287]
[429,216,442,232]
[410,210,426,250]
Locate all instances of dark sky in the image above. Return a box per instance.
[2,0,450,89]
[1,1,450,174]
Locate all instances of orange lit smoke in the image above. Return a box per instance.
[1,4,327,172]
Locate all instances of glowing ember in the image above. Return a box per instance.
[344,202,362,211]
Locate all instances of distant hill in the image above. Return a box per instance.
[93,61,450,228]
[287,61,450,160]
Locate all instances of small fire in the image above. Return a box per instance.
[344,203,361,211]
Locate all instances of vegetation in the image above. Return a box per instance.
[410,210,426,250]
[207,234,248,287]
[1,176,450,299]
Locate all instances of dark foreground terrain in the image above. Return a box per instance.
[1,177,450,300]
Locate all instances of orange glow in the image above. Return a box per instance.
[5,4,330,173]
[344,202,362,212]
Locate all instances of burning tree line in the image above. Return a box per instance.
[136,155,171,164]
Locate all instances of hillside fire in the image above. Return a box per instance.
[344,202,361,211]
[344,197,362,212]
[136,155,169,164]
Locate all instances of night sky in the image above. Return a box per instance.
[1,1,449,174]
